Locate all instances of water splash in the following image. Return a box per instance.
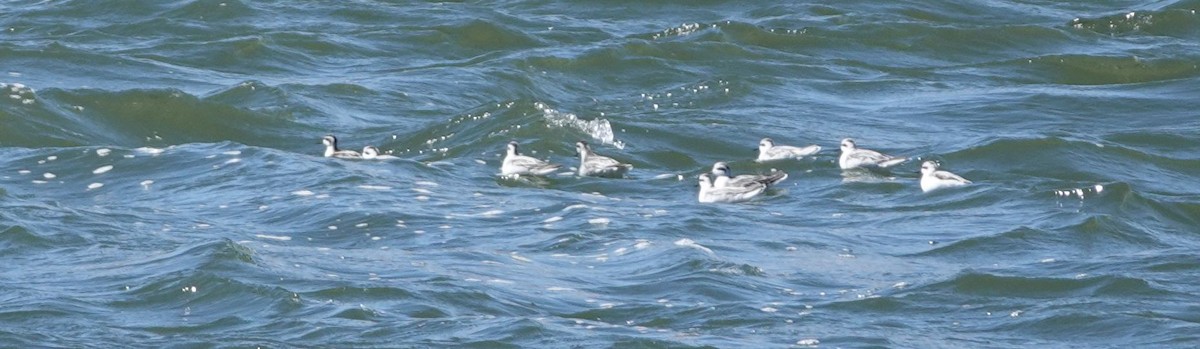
[535,102,624,149]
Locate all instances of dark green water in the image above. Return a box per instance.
[2,1,1199,347]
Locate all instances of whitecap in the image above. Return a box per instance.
[135,147,164,155]
[292,190,315,196]
[760,307,778,313]
[87,183,103,190]
[535,102,624,149]
[355,223,368,228]
[224,158,240,164]
[412,188,433,194]
[96,148,111,157]
[93,165,113,174]
[358,185,392,191]
[546,287,574,292]
[563,204,588,212]
[223,150,241,156]
[45,156,57,161]
[415,181,439,187]
[674,238,714,255]
[18,170,30,175]
[510,253,532,263]
[140,180,154,188]
[43,172,56,179]
[480,210,503,217]
[588,218,611,225]
[542,216,563,223]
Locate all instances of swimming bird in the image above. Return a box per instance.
[322,135,361,159]
[710,161,787,188]
[575,141,632,178]
[698,173,766,203]
[838,138,907,170]
[501,141,561,176]
[920,160,971,192]
[361,146,398,160]
[756,138,821,162]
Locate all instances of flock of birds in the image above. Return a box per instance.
[321,135,972,203]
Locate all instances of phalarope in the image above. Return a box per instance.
[920,160,971,192]
[361,146,399,160]
[322,135,361,159]
[838,138,906,170]
[501,141,561,176]
[575,141,632,177]
[698,173,766,203]
[711,162,787,188]
[756,138,821,162]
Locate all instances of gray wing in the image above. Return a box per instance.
[934,170,970,183]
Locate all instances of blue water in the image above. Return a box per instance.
[2,1,1199,347]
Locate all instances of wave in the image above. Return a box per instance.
[1070,7,1199,39]
[0,83,318,149]
[926,272,1167,298]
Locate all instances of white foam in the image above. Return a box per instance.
[18,170,30,175]
[140,180,154,188]
[135,147,164,155]
[412,188,433,194]
[93,165,113,174]
[760,307,778,313]
[563,204,588,212]
[634,240,651,249]
[543,216,563,223]
[96,148,111,157]
[415,181,439,187]
[43,173,56,179]
[547,287,574,292]
[588,218,610,225]
[223,150,241,156]
[45,156,56,161]
[535,102,624,149]
[796,339,820,347]
[256,233,291,242]
[510,253,532,263]
[87,182,103,190]
[355,223,368,228]
[674,238,714,255]
[480,209,503,217]
[224,158,240,164]
[358,185,392,191]
[32,180,47,184]
[292,190,315,196]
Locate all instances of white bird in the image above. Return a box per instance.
[361,146,398,160]
[756,138,821,162]
[575,141,632,177]
[698,173,766,203]
[501,141,561,176]
[838,138,907,170]
[920,161,971,192]
[322,135,361,159]
[710,162,787,188]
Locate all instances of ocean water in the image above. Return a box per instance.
[2,0,1199,347]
